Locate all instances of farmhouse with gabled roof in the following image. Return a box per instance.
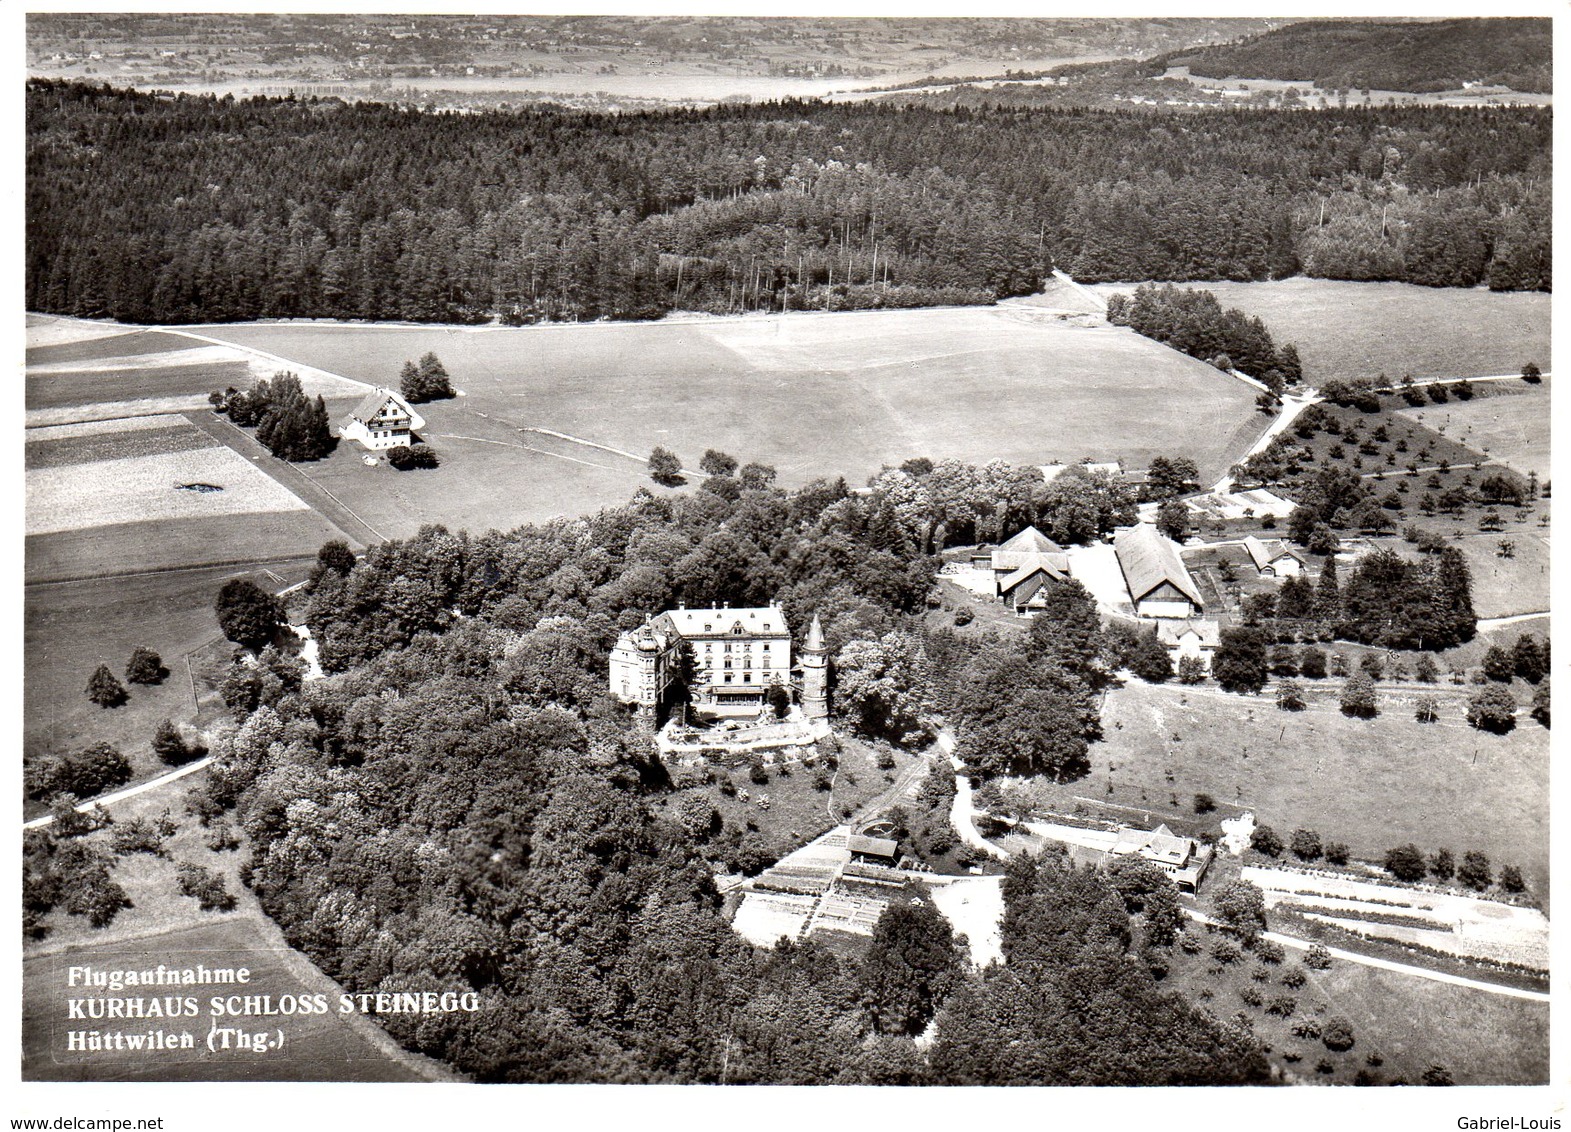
[1157,618,1220,673]
[1114,523,1204,618]
[975,526,1073,613]
[337,387,425,451]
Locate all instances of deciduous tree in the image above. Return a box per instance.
[215,579,284,651]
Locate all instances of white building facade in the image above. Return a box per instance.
[610,602,826,721]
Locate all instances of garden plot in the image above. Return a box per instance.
[1244,865,1550,970]
[811,887,889,937]
[732,892,816,947]
[28,443,311,536]
[1185,488,1296,521]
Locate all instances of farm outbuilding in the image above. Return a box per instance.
[847,835,899,865]
[1114,523,1204,618]
[1243,536,1305,577]
[982,526,1073,612]
[1109,824,1212,891]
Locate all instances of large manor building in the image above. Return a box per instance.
[610,603,828,721]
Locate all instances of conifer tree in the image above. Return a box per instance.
[86,664,128,708]
[1312,554,1341,623]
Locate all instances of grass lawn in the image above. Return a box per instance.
[1445,531,1551,619]
[1069,680,1549,898]
[186,306,1260,536]
[1091,278,1550,387]
[1396,383,1551,480]
[1303,958,1547,1085]
[1159,927,1546,1085]
[23,560,318,790]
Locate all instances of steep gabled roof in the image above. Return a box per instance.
[1111,823,1195,866]
[1114,523,1203,608]
[998,556,1069,595]
[1156,619,1221,648]
[992,528,1069,575]
[998,526,1063,555]
[1243,535,1305,572]
[337,387,425,433]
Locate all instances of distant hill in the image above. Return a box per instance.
[1169,18,1550,94]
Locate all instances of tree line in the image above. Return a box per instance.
[1107,284,1302,389]
[1168,18,1551,96]
[26,81,1549,328]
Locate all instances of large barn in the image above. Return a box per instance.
[1114,523,1204,618]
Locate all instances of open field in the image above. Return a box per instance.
[1304,957,1547,1084]
[24,918,437,1082]
[1447,532,1550,619]
[25,313,140,348]
[1396,384,1551,480]
[28,444,312,536]
[27,358,252,412]
[24,561,317,778]
[187,307,1261,536]
[23,777,454,1088]
[1089,278,1550,387]
[27,511,347,585]
[26,329,207,368]
[26,414,219,470]
[1160,922,1546,1085]
[1056,680,1549,899]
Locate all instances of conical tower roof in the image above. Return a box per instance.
[804,613,825,652]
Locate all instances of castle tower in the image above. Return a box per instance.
[800,613,829,721]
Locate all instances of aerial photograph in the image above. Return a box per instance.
[17,8,1555,1122]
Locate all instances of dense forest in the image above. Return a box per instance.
[1169,18,1551,95]
[1108,284,1301,390]
[26,80,1549,325]
[182,466,1268,1083]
